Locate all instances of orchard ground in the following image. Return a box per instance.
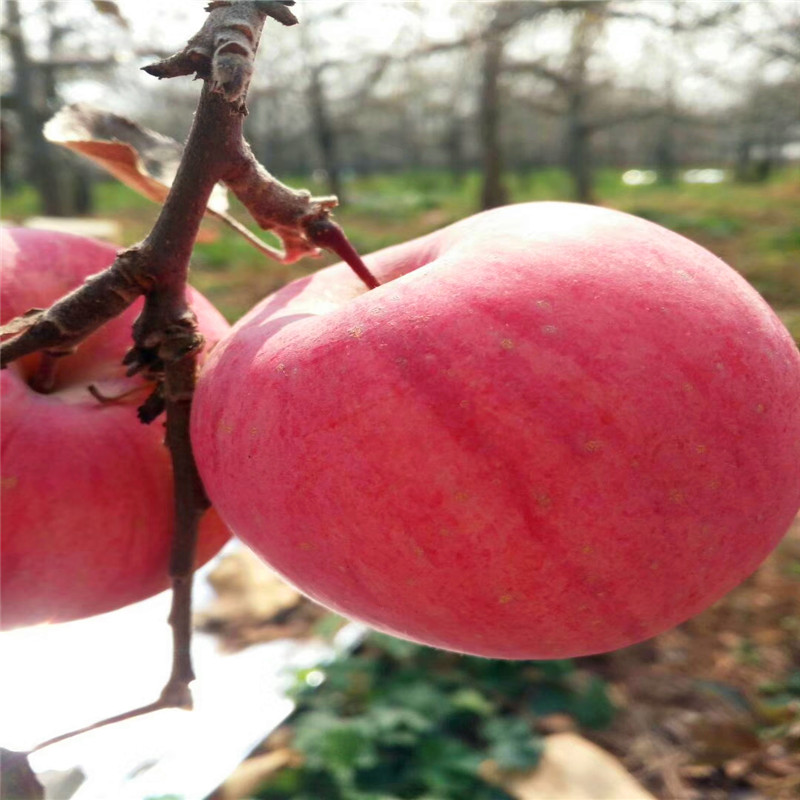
[3,168,799,798]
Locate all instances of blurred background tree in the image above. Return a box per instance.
[1,0,129,215]
[2,0,798,215]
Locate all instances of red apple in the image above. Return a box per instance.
[1,228,231,629]
[191,202,800,659]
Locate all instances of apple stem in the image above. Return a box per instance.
[306,218,381,290]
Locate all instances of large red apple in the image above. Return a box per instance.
[191,202,800,659]
[1,228,231,629]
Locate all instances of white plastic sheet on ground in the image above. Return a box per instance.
[0,542,365,800]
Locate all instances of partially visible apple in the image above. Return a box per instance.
[1,228,231,629]
[191,202,800,660]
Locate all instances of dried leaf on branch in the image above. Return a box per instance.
[44,103,287,259]
[45,104,229,212]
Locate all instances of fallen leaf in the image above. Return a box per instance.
[481,733,656,800]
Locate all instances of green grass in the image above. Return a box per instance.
[2,167,798,333]
[254,632,613,800]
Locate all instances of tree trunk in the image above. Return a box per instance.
[479,35,508,210]
[654,110,678,185]
[307,64,345,204]
[445,116,467,187]
[564,93,594,204]
[562,6,602,205]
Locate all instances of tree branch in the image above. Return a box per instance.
[1,0,377,755]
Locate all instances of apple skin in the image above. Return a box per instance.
[191,202,800,659]
[1,228,232,629]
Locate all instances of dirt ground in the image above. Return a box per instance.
[202,518,799,800]
[588,518,800,800]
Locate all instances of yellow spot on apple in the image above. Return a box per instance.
[438,528,452,537]
[650,561,660,570]
[695,444,707,454]
[454,490,470,502]
[541,324,558,335]
[498,594,513,604]
[299,542,314,551]
[756,403,765,414]
[584,440,603,453]
[581,545,592,555]
[536,493,552,508]
[669,489,685,504]
[249,426,259,438]
[349,325,363,338]
[708,479,721,490]
[459,399,469,409]
[218,420,233,434]
[276,363,286,373]
[413,544,424,557]
[1,476,18,490]
[501,338,514,349]
[683,382,694,392]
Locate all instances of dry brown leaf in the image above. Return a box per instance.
[44,104,229,213]
[212,748,300,800]
[481,733,656,800]
[44,104,286,259]
[91,1,129,28]
[198,548,301,625]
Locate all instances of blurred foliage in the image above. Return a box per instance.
[756,670,800,740]
[3,166,796,337]
[254,631,614,800]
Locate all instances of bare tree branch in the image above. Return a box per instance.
[1,0,377,754]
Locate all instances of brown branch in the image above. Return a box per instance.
[223,141,337,262]
[143,0,298,109]
[29,700,169,754]
[0,251,146,367]
[2,0,380,758]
